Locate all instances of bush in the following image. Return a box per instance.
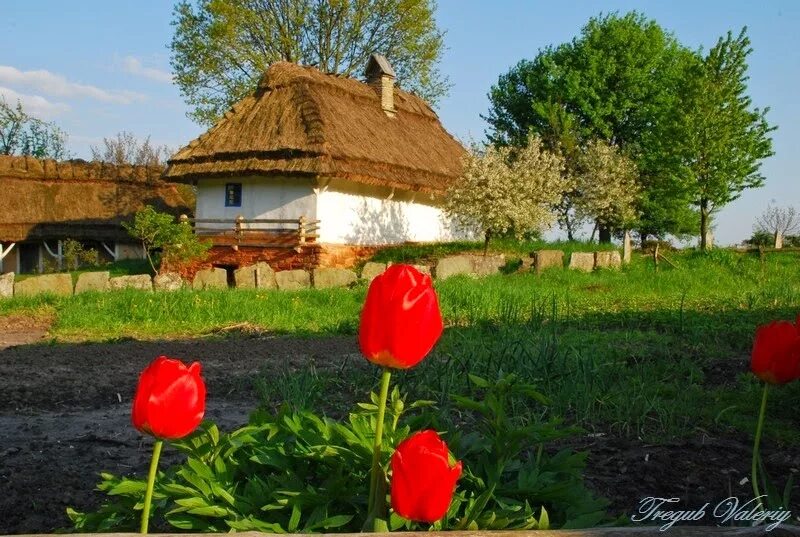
[123,206,210,274]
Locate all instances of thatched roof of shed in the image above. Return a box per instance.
[0,155,190,242]
[164,62,465,194]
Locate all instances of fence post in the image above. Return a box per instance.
[234,214,244,251]
[653,242,659,271]
[297,216,307,253]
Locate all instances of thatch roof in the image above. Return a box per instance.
[165,62,465,194]
[0,155,191,242]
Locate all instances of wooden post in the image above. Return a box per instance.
[0,243,12,273]
[298,216,307,245]
[653,242,659,271]
[623,230,632,265]
[234,214,244,251]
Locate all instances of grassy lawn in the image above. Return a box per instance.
[3,244,800,444]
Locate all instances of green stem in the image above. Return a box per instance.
[752,384,769,511]
[140,439,163,534]
[367,368,392,530]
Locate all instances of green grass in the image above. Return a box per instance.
[4,244,800,444]
[366,237,617,266]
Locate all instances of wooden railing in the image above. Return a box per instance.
[179,215,320,252]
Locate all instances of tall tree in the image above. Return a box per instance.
[670,28,775,250]
[170,0,448,125]
[485,11,697,242]
[0,99,70,159]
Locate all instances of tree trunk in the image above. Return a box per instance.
[598,223,611,244]
[589,223,598,243]
[775,231,783,249]
[699,200,710,251]
[639,232,650,248]
[483,230,491,257]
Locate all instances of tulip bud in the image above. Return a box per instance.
[391,430,462,523]
[359,264,443,369]
[751,319,800,385]
[132,356,206,440]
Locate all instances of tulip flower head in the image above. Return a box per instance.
[751,317,800,385]
[359,264,444,369]
[391,430,462,523]
[132,356,206,439]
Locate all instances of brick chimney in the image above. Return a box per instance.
[365,53,396,117]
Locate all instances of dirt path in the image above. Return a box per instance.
[0,315,51,350]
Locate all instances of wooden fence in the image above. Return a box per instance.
[179,215,320,252]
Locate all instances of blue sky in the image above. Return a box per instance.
[2,1,797,245]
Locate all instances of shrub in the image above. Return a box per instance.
[123,206,210,274]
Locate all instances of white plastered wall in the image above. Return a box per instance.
[195,176,317,230]
[316,179,476,245]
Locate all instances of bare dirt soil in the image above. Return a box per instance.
[1,329,799,533]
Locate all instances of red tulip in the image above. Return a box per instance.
[132,356,206,439]
[359,264,443,369]
[751,318,800,385]
[391,430,462,523]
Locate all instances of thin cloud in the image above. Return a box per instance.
[0,86,70,119]
[0,65,144,104]
[121,56,173,84]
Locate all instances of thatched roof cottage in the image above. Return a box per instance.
[164,54,472,269]
[0,155,190,274]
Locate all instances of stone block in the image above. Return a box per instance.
[595,251,622,270]
[234,262,276,289]
[470,254,506,276]
[435,255,473,280]
[14,273,73,297]
[532,250,564,273]
[412,264,431,276]
[360,262,387,282]
[0,272,14,298]
[109,274,153,291]
[313,268,357,289]
[153,272,184,292]
[275,269,311,291]
[75,271,110,294]
[569,252,595,272]
[193,268,228,290]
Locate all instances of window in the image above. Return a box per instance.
[225,183,242,207]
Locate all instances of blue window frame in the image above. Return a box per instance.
[225,183,242,207]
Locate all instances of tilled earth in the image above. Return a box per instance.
[1,325,799,533]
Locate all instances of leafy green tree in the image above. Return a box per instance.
[0,99,70,159]
[170,0,448,125]
[668,28,775,250]
[485,11,697,242]
[123,206,210,274]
